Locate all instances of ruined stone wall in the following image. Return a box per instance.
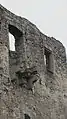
[0,4,67,119]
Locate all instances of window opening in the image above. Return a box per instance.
[44,54,46,65]
[44,47,54,73]
[8,24,22,51]
[9,33,15,51]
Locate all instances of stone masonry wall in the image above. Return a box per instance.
[0,4,67,119]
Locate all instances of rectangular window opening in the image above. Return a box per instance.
[44,47,54,73]
[9,33,15,51]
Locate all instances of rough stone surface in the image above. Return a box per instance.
[0,4,67,119]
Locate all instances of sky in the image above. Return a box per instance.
[0,0,67,54]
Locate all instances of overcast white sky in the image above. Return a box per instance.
[0,0,67,54]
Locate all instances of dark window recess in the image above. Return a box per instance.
[24,114,31,119]
[9,24,22,37]
[8,24,22,51]
[44,47,55,73]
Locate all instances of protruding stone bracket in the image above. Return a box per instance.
[15,66,39,90]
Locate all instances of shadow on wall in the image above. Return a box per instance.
[24,114,31,119]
